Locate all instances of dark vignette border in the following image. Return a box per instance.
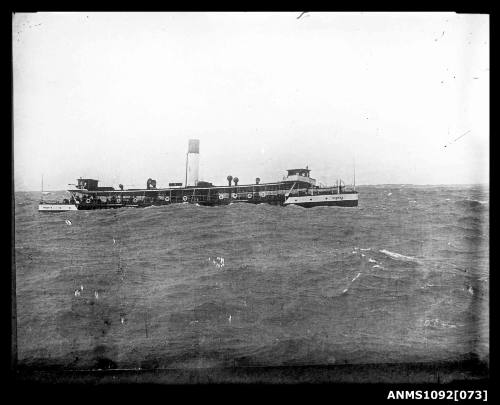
[6,4,493,396]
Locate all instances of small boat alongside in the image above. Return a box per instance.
[38,175,79,212]
[38,199,78,212]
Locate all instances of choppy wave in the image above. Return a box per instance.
[379,249,419,263]
[423,319,460,329]
[454,199,488,209]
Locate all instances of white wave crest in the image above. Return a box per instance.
[380,249,418,262]
[424,319,457,329]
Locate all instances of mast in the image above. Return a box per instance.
[353,158,356,191]
[184,152,188,187]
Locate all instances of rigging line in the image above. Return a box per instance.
[452,129,471,142]
[444,130,471,148]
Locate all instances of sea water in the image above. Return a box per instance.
[14,185,489,369]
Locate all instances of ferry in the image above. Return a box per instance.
[38,140,358,211]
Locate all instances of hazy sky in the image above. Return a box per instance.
[13,12,489,190]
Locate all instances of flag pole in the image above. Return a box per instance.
[353,158,356,191]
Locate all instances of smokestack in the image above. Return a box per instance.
[255,177,260,185]
[185,139,200,186]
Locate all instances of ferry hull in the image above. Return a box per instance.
[66,191,358,209]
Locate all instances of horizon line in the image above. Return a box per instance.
[14,182,490,193]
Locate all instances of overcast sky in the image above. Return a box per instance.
[13,12,489,191]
